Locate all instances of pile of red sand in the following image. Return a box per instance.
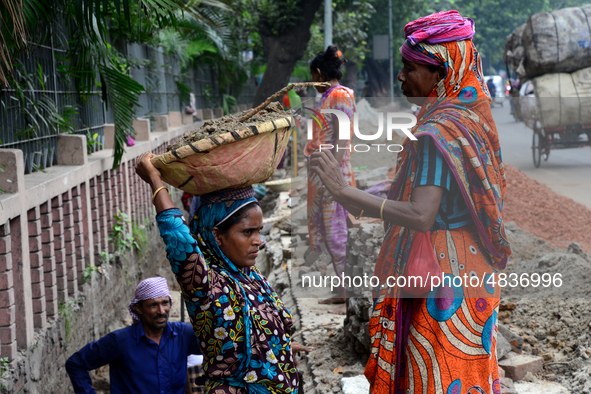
[504,164,591,253]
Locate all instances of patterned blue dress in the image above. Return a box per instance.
[157,207,298,394]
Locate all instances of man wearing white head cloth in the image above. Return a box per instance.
[66,277,201,394]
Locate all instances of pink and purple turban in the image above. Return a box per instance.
[399,10,475,66]
[128,277,172,323]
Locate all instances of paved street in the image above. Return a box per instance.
[492,100,591,209]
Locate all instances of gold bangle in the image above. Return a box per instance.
[380,199,388,221]
[355,210,364,220]
[152,186,169,205]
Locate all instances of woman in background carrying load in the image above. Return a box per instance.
[304,45,356,315]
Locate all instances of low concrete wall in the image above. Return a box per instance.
[0,118,205,393]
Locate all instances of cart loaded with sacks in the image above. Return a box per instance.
[519,76,591,168]
[505,5,591,168]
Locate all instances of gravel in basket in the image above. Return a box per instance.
[152,102,294,196]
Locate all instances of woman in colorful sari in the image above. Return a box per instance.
[135,154,312,394]
[304,44,356,314]
[309,11,512,393]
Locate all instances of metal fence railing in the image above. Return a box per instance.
[0,25,257,175]
[0,20,107,174]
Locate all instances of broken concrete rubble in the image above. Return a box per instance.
[339,219,577,392]
[499,354,544,381]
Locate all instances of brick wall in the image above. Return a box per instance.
[0,114,203,393]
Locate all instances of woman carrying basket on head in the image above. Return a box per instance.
[309,11,512,393]
[304,45,356,315]
[136,154,312,394]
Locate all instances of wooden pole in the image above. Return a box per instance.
[293,128,298,177]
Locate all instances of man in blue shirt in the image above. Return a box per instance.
[66,277,201,394]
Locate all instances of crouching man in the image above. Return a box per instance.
[66,277,200,394]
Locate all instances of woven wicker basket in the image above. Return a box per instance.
[151,116,294,195]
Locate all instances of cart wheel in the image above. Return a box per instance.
[532,131,542,168]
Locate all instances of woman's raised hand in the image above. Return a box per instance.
[135,153,162,186]
[309,151,350,200]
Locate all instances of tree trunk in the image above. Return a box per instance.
[253,0,323,106]
[340,60,358,93]
[364,58,390,96]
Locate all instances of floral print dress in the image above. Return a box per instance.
[157,208,298,394]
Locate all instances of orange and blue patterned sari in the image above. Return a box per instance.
[364,38,512,394]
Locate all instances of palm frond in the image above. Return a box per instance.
[0,0,26,85]
[178,7,229,57]
[74,0,184,37]
[183,0,230,13]
[98,64,144,169]
[158,28,191,66]
[186,38,218,57]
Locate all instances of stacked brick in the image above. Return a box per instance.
[103,171,115,254]
[40,201,58,319]
[27,207,46,329]
[118,166,127,214]
[62,189,78,298]
[90,176,106,261]
[52,195,68,302]
[0,222,16,361]
[129,159,139,223]
[72,185,87,290]
[110,169,120,220]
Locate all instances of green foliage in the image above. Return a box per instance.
[82,266,98,284]
[186,39,219,58]
[176,80,192,104]
[222,94,237,115]
[131,223,148,256]
[1,0,231,170]
[99,251,114,264]
[363,0,432,75]
[257,0,303,36]
[458,0,591,69]
[86,130,103,154]
[306,0,375,65]
[7,63,77,143]
[58,300,78,342]
[159,29,192,67]
[111,210,140,253]
[0,0,27,86]
[0,357,9,376]
[99,64,144,168]
[202,86,216,108]
[292,64,311,81]
[31,152,46,173]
